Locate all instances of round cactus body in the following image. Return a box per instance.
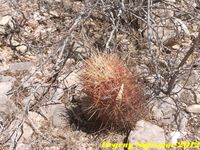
[80,54,145,130]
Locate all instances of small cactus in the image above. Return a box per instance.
[80,53,146,131]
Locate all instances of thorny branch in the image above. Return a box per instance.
[0,0,200,148]
[165,28,200,95]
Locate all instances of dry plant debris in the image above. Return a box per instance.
[0,0,200,149]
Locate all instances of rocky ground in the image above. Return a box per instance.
[0,0,200,150]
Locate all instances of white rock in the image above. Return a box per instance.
[62,70,80,88]
[52,105,69,128]
[16,45,27,53]
[172,84,182,93]
[10,39,20,46]
[0,15,13,33]
[16,143,31,150]
[0,95,17,117]
[33,12,43,21]
[21,123,33,141]
[169,131,187,144]
[23,94,34,111]
[50,88,64,101]
[0,15,11,25]
[63,0,73,9]
[49,10,59,17]
[197,93,200,103]
[0,82,12,95]
[65,58,75,69]
[28,112,45,129]
[174,18,190,36]
[172,44,180,50]
[0,95,10,111]
[185,70,199,86]
[165,0,176,2]
[146,17,190,45]
[9,62,34,72]
[186,104,200,113]
[179,89,195,104]
[0,65,9,72]
[26,19,39,29]
[0,27,5,34]
[128,120,165,150]
[151,97,176,125]
[34,25,45,38]
[40,104,65,122]
[44,146,60,150]
[178,114,188,131]
[0,16,12,34]
[0,75,15,82]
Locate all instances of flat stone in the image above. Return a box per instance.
[178,114,188,131]
[165,0,176,2]
[0,15,12,34]
[179,89,195,104]
[26,19,39,29]
[172,44,180,50]
[9,62,34,72]
[197,93,200,103]
[0,95,10,109]
[183,70,199,87]
[144,17,190,45]
[21,123,34,141]
[151,98,176,125]
[0,65,9,73]
[50,88,64,101]
[169,131,187,144]
[186,104,200,113]
[0,15,11,25]
[16,45,27,53]
[174,18,190,36]
[0,76,15,82]
[0,26,5,34]
[34,25,45,38]
[52,105,69,128]
[128,120,165,150]
[0,95,17,115]
[49,10,59,17]
[16,143,31,150]
[44,147,60,150]
[28,112,46,129]
[63,0,73,9]
[0,82,12,95]
[61,70,80,88]
[33,12,43,21]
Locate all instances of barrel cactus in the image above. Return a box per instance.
[80,53,146,131]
